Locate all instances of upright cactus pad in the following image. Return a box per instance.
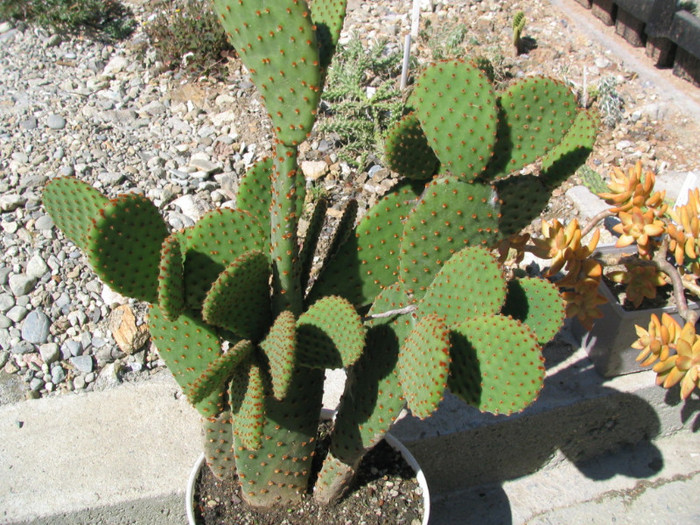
[182,208,266,309]
[230,356,267,450]
[259,310,297,400]
[157,233,186,321]
[203,412,236,480]
[418,246,506,326]
[309,0,347,71]
[384,112,440,180]
[148,306,225,419]
[495,175,551,236]
[398,314,451,419]
[296,295,365,369]
[237,156,273,243]
[187,339,254,405]
[213,0,322,145]
[449,314,544,415]
[42,176,108,251]
[502,277,565,344]
[86,193,168,304]
[486,76,576,178]
[410,59,498,182]
[330,323,405,462]
[202,250,271,341]
[308,182,422,307]
[299,197,328,293]
[399,176,500,297]
[541,108,600,189]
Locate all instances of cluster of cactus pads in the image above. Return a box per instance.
[42,0,598,511]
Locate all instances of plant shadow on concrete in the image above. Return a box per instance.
[399,342,670,524]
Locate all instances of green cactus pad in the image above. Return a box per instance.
[307,182,422,307]
[310,0,347,71]
[270,142,304,315]
[232,365,323,507]
[237,156,273,243]
[331,324,405,463]
[449,314,544,415]
[300,197,328,293]
[540,108,599,189]
[410,59,498,182]
[297,295,365,369]
[86,193,168,304]
[486,76,576,178]
[213,0,322,145]
[186,339,254,404]
[259,310,297,400]
[418,246,506,327]
[398,314,451,419]
[157,233,185,321]
[230,356,266,450]
[384,112,440,180]
[42,176,108,251]
[203,412,236,480]
[502,277,565,344]
[148,305,225,419]
[182,208,266,309]
[495,175,551,236]
[366,282,418,345]
[202,250,271,341]
[399,176,500,297]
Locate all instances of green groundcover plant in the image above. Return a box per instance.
[43,0,597,509]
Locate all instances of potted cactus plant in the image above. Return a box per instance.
[41,0,600,521]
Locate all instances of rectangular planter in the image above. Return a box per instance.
[615,9,646,47]
[572,246,700,378]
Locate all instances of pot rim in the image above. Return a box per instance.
[185,432,431,525]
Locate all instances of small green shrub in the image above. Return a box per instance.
[0,0,135,41]
[319,37,404,169]
[145,0,234,77]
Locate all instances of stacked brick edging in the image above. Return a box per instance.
[572,0,700,86]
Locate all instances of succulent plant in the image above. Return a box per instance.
[512,11,526,55]
[42,0,598,513]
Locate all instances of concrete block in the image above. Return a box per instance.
[645,36,676,67]
[591,0,616,26]
[615,9,647,47]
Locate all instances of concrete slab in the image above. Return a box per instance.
[0,372,201,525]
[430,431,700,524]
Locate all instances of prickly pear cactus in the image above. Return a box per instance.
[42,0,597,515]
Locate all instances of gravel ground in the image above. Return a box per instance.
[1,0,699,404]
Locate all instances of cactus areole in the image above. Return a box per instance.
[42,0,597,512]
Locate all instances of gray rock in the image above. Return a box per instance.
[51,364,66,384]
[38,343,60,364]
[72,375,86,390]
[61,339,82,358]
[70,354,94,373]
[46,114,66,129]
[9,274,38,296]
[0,293,14,313]
[21,309,50,344]
[29,377,44,392]
[5,306,27,323]
[0,350,8,368]
[0,314,11,329]
[11,340,34,355]
[0,194,27,212]
[34,215,54,230]
[0,267,10,285]
[26,254,49,280]
[20,116,38,130]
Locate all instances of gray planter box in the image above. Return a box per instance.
[573,267,699,378]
